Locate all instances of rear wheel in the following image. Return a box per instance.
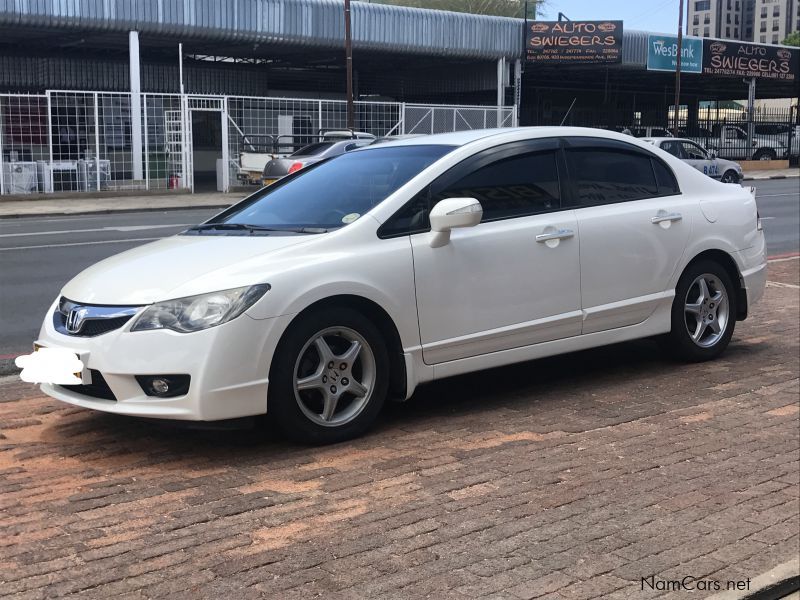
[268,307,389,444]
[663,260,737,362]
[720,170,739,184]
[754,149,776,161]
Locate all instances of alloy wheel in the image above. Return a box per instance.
[293,327,376,427]
[684,274,729,348]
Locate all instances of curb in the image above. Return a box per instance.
[742,174,799,181]
[0,204,231,220]
[705,558,799,600]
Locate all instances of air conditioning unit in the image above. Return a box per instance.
[78,159,111,192]
[2,161,39,194]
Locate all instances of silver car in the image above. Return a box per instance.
[262,139,373,186]
[645,137,743,184]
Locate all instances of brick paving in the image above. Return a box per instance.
[1,259,798,599]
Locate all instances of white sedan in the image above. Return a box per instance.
[26,128,767,443]
[645,137,744,184]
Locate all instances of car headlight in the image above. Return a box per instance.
[131,284,270,333]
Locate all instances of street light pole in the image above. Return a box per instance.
[673,0,685,136]
[344,0,355,130]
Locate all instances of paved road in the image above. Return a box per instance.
[0,179,797,367]
[0,209,218,369]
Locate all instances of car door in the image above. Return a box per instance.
[562,137,693,334]
[383,139,582,365]
[680,140,719,179]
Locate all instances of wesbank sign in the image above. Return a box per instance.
[647,35,703,73]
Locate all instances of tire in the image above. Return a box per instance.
[662,260,738,362]
[753,149,776,161]
[268,307,389,444]
[720,170,739,184]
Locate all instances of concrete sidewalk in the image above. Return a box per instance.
[742,167,800,181]
[0,191,246,218]
[0,168,796,218]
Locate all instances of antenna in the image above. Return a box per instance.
[559,98,577,126]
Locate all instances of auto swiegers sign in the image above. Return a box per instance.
[526,21,623,64]
[702,40,798,81]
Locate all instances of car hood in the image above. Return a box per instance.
[60,234,312,305]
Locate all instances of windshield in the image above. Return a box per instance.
[199,145,454,233]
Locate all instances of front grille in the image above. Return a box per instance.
[58,370,117,401]
[53,297,141,338]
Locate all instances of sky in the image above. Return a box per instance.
[536,0,682,34]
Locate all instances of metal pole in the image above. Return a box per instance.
[747,77,756,150]
[94,92,100,192]
[344,0,355,130]
[497,58,505,127]
[0,98,4,196]
[129,30,144,181]
[673,0,684,136]
[179,43,185,95]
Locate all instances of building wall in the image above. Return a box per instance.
[688,0,799,42]
[753,0,799,44]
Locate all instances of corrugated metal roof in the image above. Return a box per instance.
[0,0,524,60]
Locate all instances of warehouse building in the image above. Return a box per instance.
[0,0,797,195]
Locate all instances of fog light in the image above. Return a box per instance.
[152,378,170,394]
[136,375,191,398]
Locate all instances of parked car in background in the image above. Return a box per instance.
[616,126,674,138]
[688,125,787,161]
[644,137,743,183]
[261,138,373,186]
[26,128,766,444]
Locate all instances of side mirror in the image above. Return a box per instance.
[428,197,483,248]
[708,149,717,159]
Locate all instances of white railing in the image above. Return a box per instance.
[0,91,517,195]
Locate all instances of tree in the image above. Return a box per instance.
[371,0,542,19]
[782,31,800,47]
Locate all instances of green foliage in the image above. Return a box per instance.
[371,0,541,19]
[781,31,800,47]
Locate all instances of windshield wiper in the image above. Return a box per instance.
[186,223,328,235]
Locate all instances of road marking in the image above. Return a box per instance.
[767,281,800,289]
[0,238,158,251]
[757,193,799,198]
[0,224,190,238]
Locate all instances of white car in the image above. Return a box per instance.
[28,128,767,444]
[645,138,744,184]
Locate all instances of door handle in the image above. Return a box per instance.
[651,212,682,224]
[536,228,575,243]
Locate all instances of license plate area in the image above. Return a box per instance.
[33,342,92,384]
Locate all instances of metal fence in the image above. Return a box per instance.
[0,91,517,195]
[542,102,799,164]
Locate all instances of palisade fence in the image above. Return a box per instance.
[0,90,517,195]
[548,103,799,165]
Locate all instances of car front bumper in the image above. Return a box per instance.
[35,300,294,421]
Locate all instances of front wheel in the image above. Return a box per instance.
[268,307,389,444]
[753,149,776,161]
[720,170,739,184]
[662,260,737,362]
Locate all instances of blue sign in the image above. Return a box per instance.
[647,35,703,73]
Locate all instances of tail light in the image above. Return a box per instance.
[287,162,304,175]
[757,211,763,231]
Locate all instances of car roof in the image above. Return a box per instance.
[371,126,673,149]
[643,137,695,143]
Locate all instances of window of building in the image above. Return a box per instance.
[693,14,700,25]
[705,26,711,35]
[773,18,780,30]
[761,7,768,17]
[773,5,780,16]
[726,13,731,23]
[773,34,779,42]
[693,27,700,35]
[726,26,731,36]
[704,14,711,23]
[695,0,711,10]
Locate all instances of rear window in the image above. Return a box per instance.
[292,142,335,157]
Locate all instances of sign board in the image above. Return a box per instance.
[702,39,798,81]
[647,34,703,73]
[526,21,623,64]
